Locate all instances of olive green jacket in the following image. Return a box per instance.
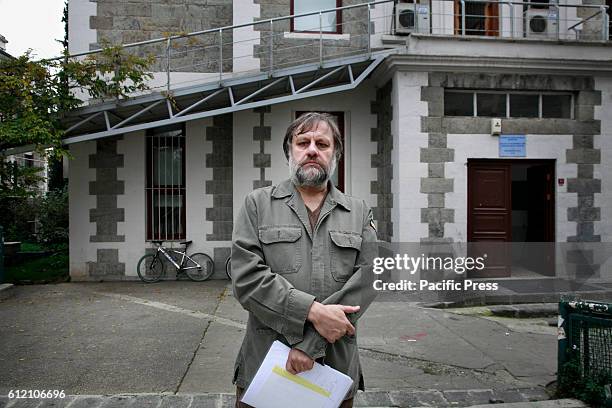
[231,179,378,397]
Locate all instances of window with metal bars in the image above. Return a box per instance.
[146,125,186,241]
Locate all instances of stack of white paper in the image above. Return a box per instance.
[241,341,354,408]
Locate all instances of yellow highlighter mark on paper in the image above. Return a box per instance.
[272,365,332,398]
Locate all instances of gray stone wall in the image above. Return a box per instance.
[87,137,126,278]
[253,0,370,71]
[371,81,393,242]
[253,106,273,190]
[422,72,602,243]
[88,249,125,278]
[91,0,233,73]
[567,90,602,242]
[420,85,455,243]
[206,114,233,243]
[205,113,233,278]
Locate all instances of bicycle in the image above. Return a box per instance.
[137,240,214,283]
[225,256,232,280]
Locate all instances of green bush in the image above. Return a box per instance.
[0,186,68,247]
[0,160,45,242]
[5,250,69,283]
[20,242,45,252]
[0,196,38,242]
[36,186,68,246]
[557,356,612,407]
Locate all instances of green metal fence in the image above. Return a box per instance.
[559,299,612,406]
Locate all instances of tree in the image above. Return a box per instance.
[0,47,154,155]
[0,5,154,198]
[0,160,44,199]
[0,49,153,201]
[0,1,154,242]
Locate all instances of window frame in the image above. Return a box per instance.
[508,93,540,119]
[476,91,508,118]
[444,90,574,119]
[145,124,187,242]
[541,93,574,119]
[454,0,500,36]
[290,0,343,34]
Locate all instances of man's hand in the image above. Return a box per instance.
[307,301,360,343]
[286,348,314,374]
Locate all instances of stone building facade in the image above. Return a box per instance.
[66,0,612,281]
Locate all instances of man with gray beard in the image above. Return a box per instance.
[231,112,378,407]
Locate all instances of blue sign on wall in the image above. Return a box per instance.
[499,135,526,157]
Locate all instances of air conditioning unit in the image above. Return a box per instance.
[526,8,558,38]
[395,3,430,35]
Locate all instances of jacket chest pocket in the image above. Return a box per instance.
[259,226,303,274]
[329,231,362,282]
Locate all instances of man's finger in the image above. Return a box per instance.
[286,358,296,374]
[296,357,310,373]
[306,359,314,370]
[346,322,356,336]
[340,305,360,313]
[297,358,314,373]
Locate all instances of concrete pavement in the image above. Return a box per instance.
[0,281,562,406]
[0,394,587,408]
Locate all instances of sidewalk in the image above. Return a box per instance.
[0,281,566,407]
[0,393,587,408]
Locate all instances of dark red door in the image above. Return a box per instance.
[468,161,512,277]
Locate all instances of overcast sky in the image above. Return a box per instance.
[0,0,66,59]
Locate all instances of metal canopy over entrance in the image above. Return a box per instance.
[62,52,390,145]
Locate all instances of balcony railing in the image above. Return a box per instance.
[445,0,609,40]
[55,0,609,97]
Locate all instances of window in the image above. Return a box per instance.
[23,153,35,168]
[444,90,573,118]
[542,94,572,118]
[291,0,342,33]
[454,1,499,36]
[477,93,506,117]
[510,94,539,118]
[529,0,550,9]
[444,92,474,116]
[146,125,186,241]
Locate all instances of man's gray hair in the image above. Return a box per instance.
[282,112,343,161]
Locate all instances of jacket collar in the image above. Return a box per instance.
[272,179,351,211]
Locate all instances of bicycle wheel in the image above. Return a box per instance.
[225,257,232,280]
[184,252,214,281]
[137,254,165,283]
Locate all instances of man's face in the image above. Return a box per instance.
[288,120,337,188]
